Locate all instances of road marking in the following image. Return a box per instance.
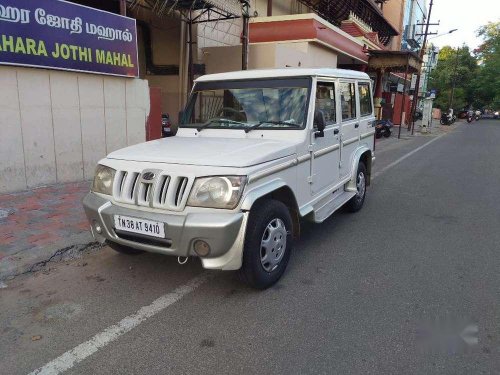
[372,134,446,180]
[29,272,211,375]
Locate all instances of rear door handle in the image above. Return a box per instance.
[354,123,359,128]
[334,128,339,135]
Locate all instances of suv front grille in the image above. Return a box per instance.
[113,170,191,211]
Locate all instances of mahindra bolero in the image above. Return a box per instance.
[83,68,376,289]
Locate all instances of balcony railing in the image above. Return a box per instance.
[296,0,398,46]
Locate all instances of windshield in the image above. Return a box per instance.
[181,78,311,131]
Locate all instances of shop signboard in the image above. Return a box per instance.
[0,0,138,77]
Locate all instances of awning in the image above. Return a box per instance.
[368,50,422,73]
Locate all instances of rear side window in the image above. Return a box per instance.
[359,82,373,117]
[315,82,336,125]
[339,82,357,121]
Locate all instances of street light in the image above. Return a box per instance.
[428,28,458,40]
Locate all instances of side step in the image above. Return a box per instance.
[311,190,356,223]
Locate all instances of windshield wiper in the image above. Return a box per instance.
[196,118,246,132]
[244,121,302,133]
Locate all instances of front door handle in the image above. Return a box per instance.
[334,128,339,135]
[354,123,359,128]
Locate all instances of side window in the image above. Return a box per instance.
[359,82,373,117]
[315,82,336,126]
[339,82,357,121]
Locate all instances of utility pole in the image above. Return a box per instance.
[410,0,435,135]
[241,1,250,70]
[119,0,126,16]
[448,46,461,110]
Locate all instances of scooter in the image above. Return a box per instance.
[440,113,453,125]
[375,119,393,138]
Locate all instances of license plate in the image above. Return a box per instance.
[114,215,165,238]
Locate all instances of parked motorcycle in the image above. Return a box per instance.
[440,110,456,125]
[375,119,393,138]
[413,110,423,121]
[440,113,453,125]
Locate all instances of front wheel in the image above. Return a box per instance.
[345,162,367,213]
[238,200,293,289]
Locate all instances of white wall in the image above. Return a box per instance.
[203,41,338,74]
[0,66,150,193]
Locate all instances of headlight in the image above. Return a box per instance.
[92,165,116,195]
[187,176,247,209]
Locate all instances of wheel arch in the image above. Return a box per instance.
[346,147,373,191]
[241,180,301,240]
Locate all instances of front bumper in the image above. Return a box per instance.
[83,192,247,270]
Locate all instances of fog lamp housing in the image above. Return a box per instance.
[193,240,210,257]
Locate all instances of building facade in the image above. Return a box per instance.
[0,0,401,193]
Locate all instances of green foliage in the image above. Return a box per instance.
[473,22,500,109]
[429,21,500,111]
[428,45,478,110]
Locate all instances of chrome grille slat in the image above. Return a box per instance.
[157,175,171,206]
[175,177,188,207]
[113,169,191,211]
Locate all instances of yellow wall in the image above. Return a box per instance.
[382,0,405,51]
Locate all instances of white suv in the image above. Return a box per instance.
[83,68,376,289]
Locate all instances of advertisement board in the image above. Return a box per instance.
[0,0,139,77]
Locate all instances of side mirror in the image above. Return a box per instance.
[314,110,326,138]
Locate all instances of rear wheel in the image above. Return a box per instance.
[345,162,367,213]
[106,240,144,255]
[237,200,293,289]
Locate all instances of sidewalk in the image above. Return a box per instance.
[379,119,458,142]
[0,181,98,280]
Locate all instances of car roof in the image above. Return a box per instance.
[195,68,371,82]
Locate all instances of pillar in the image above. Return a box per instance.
[374,68,384,120]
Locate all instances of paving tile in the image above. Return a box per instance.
[0,181,91,269]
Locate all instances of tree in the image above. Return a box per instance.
[428,46,478,110]
[472,22,500,109]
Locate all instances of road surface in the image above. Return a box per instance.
[1,120,499,375]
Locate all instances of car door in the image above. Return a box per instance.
[357,81,376,149]
[338,81,360,179]
[311,80,341,195]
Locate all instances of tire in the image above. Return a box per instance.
[237,200,293,289]
[440,119,445,125]
[345,162,367,213]
[383,128,391,137]
[106,240,144,255]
